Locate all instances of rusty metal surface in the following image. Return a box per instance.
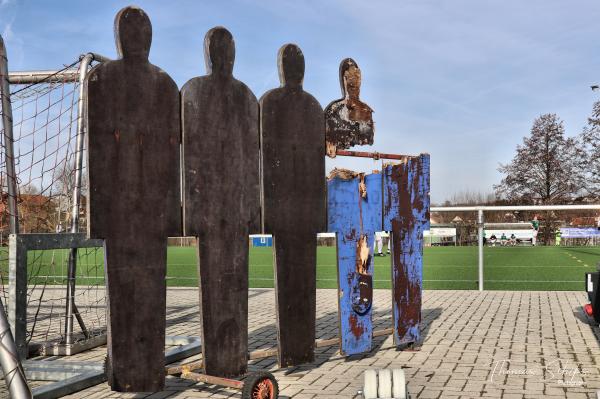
[335,149,407,160]
[85,6,180,392]
[260,44,326,368]
[181,27,260,378]
[383,155,430,346]
[325,58,374,157]
[327,170,382,355]
[180,372,244,389]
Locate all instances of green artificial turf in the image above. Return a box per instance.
[10,244,600,291]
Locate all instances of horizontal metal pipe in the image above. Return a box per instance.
[167,327,397,377]
[166,362,200,376]
[8,70,79,84]
[373,327,395,338]
[9,53,111,84]
[431,205,600,212]
[248,348,278,359]
[87,52,111,64]
[180,371,244,389]
[315,337,339,348]
[335,149,423,160]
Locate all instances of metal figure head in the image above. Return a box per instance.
[115,6,152,61]
[340,58,361,100]
[204,27,235,76]
[278,43,305,89]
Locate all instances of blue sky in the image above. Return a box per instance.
[2,0,600,203]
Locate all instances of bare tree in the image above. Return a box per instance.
[495,113,584,204]
[52,160,88,228]
[53,161,73,198]
[443,189,496,206]
[19,183,40,195]
[580,101,600,199]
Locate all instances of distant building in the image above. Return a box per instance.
[570,216,599,227]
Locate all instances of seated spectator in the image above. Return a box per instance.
[500,233,508,246]
[489,234,497,247]
[509,233,517,246]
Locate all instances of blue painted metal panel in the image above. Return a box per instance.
[328,172,382,356]
[384,154,430,346]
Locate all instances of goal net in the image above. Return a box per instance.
[1,58,106,354]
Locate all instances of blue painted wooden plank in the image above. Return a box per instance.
[384,154,430,346]
[328,171,382,356]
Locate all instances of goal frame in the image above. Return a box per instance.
[431,204,600,291]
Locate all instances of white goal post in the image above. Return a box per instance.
[431,204,600,291]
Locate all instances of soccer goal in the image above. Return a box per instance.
[1,52,113,362]
[1,41,204,397]
[430,204,600,291]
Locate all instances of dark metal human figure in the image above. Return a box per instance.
[260,44,326,367]
[85,6,180,392]
[181,27,260,377]
[325,58,374,157]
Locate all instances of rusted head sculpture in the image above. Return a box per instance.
[204,26,235,76]
[115,6,152,60]
[278,44,305,89]
[340,58,361,100]
[325,57,374,157]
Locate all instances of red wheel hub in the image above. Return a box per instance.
[251,378,275,399]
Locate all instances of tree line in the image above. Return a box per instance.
[495,102,600,204]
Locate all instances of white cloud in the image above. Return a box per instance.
[1,18,24,66]
[2,22,13,40]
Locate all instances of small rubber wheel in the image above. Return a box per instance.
[392,369,407,399]
[242,371,279,399]
[363,369,378,399]
[378,369,392,398]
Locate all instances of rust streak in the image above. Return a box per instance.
[349,314,364,339]
[391,160,423,340]
[358,174,367,198]
[355,235,370,274]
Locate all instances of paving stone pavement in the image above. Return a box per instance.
[5,289,600,398]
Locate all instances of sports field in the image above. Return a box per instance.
[19,244,600,291]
